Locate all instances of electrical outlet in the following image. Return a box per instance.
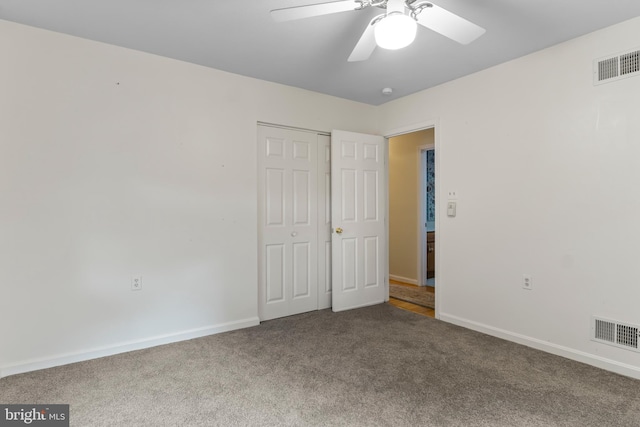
[522,274,532,290]
[447,190,458,200]
[132,275,142,291]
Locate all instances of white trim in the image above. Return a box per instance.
[384,120,437,139]
[0,317,260,379]
[440,313,640,380]
[256,121,330,136]
[389,274,419,285]
[384,141,390,302]
[433,124,440,318]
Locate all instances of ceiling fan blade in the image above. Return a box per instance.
[348,15,382,62]
[271,0,360,23]
[415,3,485,45]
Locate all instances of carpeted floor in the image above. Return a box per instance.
[2,304,639,426]
[389,283,435,309]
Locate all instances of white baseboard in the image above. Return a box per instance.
[389,274,418,285]
[0,317,260,379]
[439,312,640,380]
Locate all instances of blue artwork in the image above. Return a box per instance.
[426,150,435,222]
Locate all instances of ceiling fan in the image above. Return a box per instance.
[271,0,485,62]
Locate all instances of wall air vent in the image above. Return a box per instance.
[592,316,640,352]
[594,48,640,85]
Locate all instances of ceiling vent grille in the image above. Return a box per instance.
[592,317,640,352]
[594,48,640,85]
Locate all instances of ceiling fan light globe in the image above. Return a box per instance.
[374,13,417,50]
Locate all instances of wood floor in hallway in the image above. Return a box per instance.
[388,279,435,318]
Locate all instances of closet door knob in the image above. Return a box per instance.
[335,227,343,234]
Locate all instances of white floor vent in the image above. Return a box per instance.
[594,48,640,85]
[592,316,640,352]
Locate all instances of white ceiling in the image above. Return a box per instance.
[2,0,640,105]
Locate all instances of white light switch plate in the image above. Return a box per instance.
[447,201,457,217]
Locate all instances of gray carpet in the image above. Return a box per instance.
[2,304,639,426]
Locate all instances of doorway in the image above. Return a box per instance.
[387,128,436,317]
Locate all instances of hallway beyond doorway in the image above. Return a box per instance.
[388,279,435,318]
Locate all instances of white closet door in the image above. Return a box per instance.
[331,130,386,312]
[258,126,318,321]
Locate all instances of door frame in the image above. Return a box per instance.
[383,119,440,317]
